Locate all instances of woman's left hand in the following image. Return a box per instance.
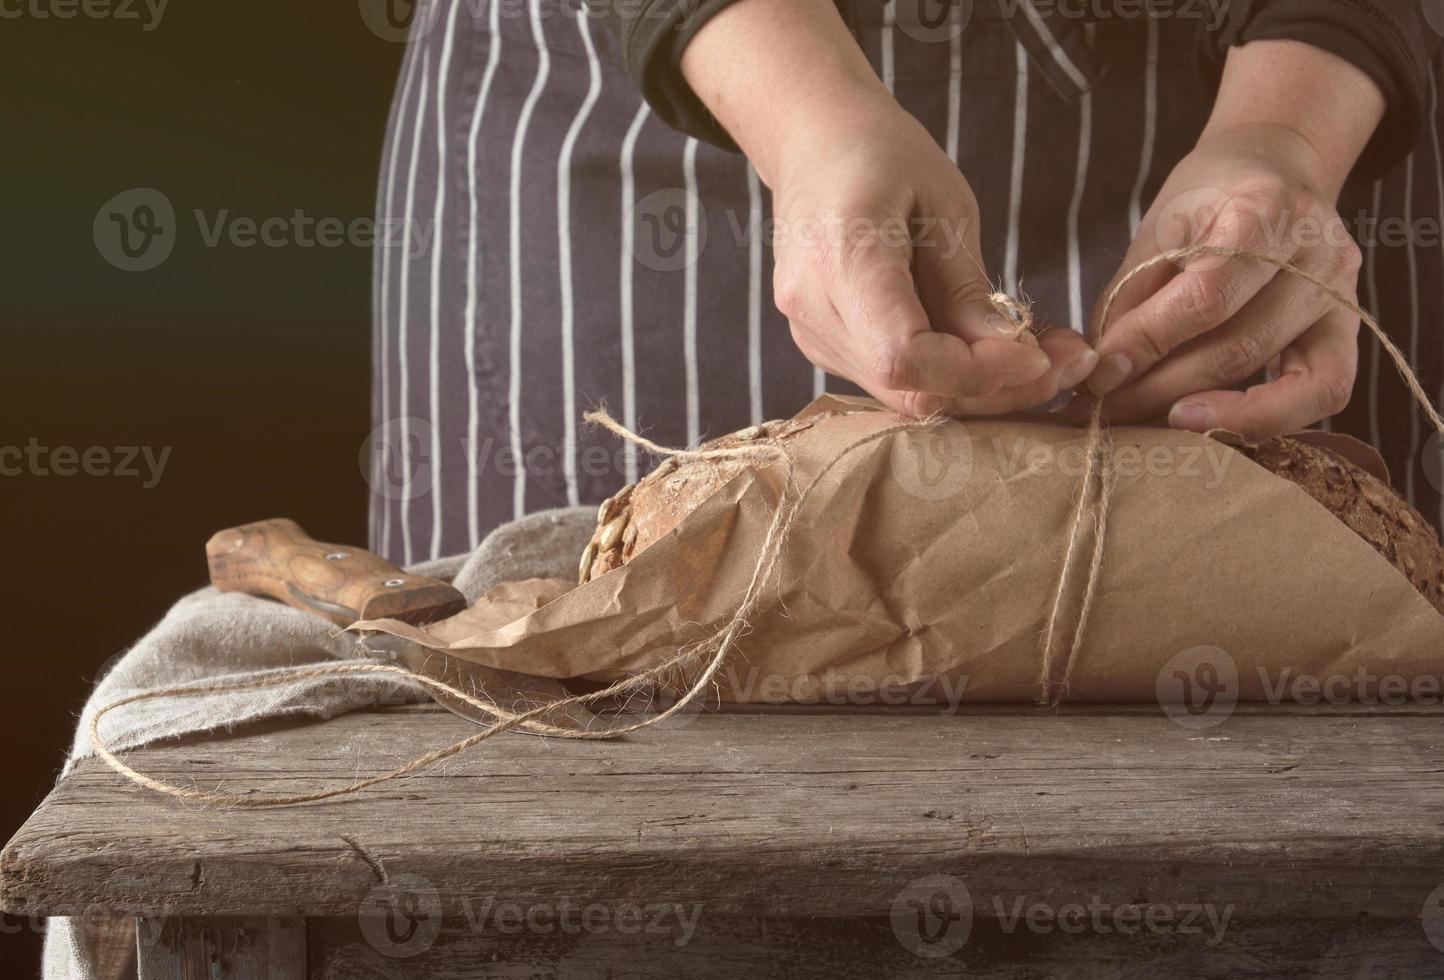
[1078,39,1385,442]
[1081,121,1363,441]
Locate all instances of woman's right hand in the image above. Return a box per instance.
[683,0,1097,416]
[767,87,1098,416]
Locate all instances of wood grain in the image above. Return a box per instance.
[136,917,305,980]
[5,704,1444,924]
[308,912,1443,979]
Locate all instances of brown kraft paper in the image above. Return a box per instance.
[356,397,1444,704]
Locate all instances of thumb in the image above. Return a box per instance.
[914,213,1028,345]
[914,213,1072,386]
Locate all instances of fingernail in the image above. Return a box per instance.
[1086,353,1133,396]
[1057,349,1099,391]
[985,313,1017,336]
[1006,349,1053,385]
[1169,400,1216,431]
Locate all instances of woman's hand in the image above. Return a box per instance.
[1083,40,1385,441]
[767,89,1098,416]
[683,0,1097,417]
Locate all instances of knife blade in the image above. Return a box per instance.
[205,518,594,734]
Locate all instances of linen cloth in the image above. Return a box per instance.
[41,507,595,979]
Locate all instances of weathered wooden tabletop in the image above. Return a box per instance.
[5,702,1444,977]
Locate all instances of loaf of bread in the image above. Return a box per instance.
[1245,437,1444,615]
[580,413,840,585]
[583,413,1444,618]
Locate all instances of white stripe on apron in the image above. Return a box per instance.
[398,49,431,565]
[619,101,650,486]
[1128,15,1158,237]
[428,2,462,559]
[508,0,552,521]
[375,35,423,557]
[464,0,504,545]
[559,10,603,508]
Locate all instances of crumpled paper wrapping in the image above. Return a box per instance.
[358,397,1444,703]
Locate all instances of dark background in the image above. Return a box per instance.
[2,2,406,971]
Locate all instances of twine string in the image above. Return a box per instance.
[90,414,936,807]
[1035,243,1444,703]
[92,242,1444,798]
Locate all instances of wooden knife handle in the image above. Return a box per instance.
[206,518,466,627]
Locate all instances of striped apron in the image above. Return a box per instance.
[370,0,1444,564]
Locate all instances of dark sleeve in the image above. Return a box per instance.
[1200,0,1442,179]
[587,0,870,152]
[586,0,751,151]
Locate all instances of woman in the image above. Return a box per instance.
[369,0,1443,563]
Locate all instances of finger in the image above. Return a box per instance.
[785,301,969,418]
[953,327,1098,415]
[884,330,1094,419]
[912,186,1023,344]
[831,242,1049,399]
[909,191,1069,392]
[1087,218,1178,340]
[870,387,965,418]
[1089,208,1297,395]
[1167,309,1359,441]
[1043,327,1101,392]
[907,202,1067,394]
[1092,247,1344,425]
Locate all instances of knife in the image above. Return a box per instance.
[205,518,594,734]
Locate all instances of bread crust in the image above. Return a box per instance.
[582,416,1444,617]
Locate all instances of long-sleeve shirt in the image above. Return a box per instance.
[588,0,1441,177]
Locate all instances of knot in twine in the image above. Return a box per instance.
[1034,243,1444,704]
[988,291,1035,341]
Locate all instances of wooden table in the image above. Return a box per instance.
[4,702,1444,978]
